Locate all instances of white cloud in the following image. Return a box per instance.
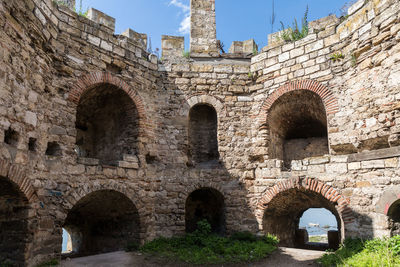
[169,0,190,13]
[179,14,191,35]
[169,0,190,35]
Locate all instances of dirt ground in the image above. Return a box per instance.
[61,247,325,267]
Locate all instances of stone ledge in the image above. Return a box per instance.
[347,146,400,162]
[77,157,99,166]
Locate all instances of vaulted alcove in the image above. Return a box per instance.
[268,90,329,168]
[188,104,219,165]
[75,84,139,166]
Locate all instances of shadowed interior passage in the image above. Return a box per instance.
[0,178,30,265]
[263,188,341,250]
[185,188,225,234]
[63,190,140,256]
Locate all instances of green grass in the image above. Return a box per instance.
[309,235,327,243]
[318,236,400,267]
[0,260,15,267]
[140,220,279,265]
[35,259,59,267]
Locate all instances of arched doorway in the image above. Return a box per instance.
[268,90,329,168]
[185,188,225,234]
[262,188,342,250]
[299,208,339,249]
[63,190,140,256]
[388,200,400,236]
[188,104,219,165]
[62,228,73,254]
[75,84,139,166]
[0,178,30,265]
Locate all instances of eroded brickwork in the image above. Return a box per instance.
[0,0,400,265]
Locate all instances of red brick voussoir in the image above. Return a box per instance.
[257,177,354,225]
[68,72,147,122]
[258,80,339,126]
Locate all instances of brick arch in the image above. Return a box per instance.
[64,182,143,213]
[0,159,38,203]
[256,177,354,225]
[375,187,400,215]
[185,94,225,116]
[62,181,147,235]
[258,80,339,127]
[68,72,147,122]
[181,181,226,202]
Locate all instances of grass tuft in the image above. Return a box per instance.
[35,259,59,267]
[318,236,400,267]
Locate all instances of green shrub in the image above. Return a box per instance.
[279,6,309,43]
[35,259,58,267]
[231,231,257,242]
[140,220,278,265]
[0,260,15,267]
[330,52,345,62]
[318,237,400,267]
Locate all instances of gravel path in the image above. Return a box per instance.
[61,247,325,267]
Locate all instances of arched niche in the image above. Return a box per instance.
[268,90,329,168]
[185,187,225,234]
[188,104,219,165]
[75,83,139,166]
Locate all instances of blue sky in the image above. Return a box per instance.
[76,0,352,53]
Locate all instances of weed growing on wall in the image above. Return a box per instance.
[76,0,88,17]
[182,50,190,58]
[279,5,309,43]
[330,52,345,62]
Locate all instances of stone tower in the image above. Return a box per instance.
[190,0,219,57]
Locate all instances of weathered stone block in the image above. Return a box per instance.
[87,8,116,31]
[118,161,139,169]
[348,162,361,170]
[77,157,100,166]
[25,111,37,127]
[326,163,348,174]
[161,35,184,59]
[361,160,385,169]
[309,156,330,165]
[123,29,148,50]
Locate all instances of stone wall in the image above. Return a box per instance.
[0,0,400,265]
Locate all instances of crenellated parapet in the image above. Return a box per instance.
[87,8,116,33]
[161,35,185,60]
[229,39,258,55]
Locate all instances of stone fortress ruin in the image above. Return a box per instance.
[0,0,400,265]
